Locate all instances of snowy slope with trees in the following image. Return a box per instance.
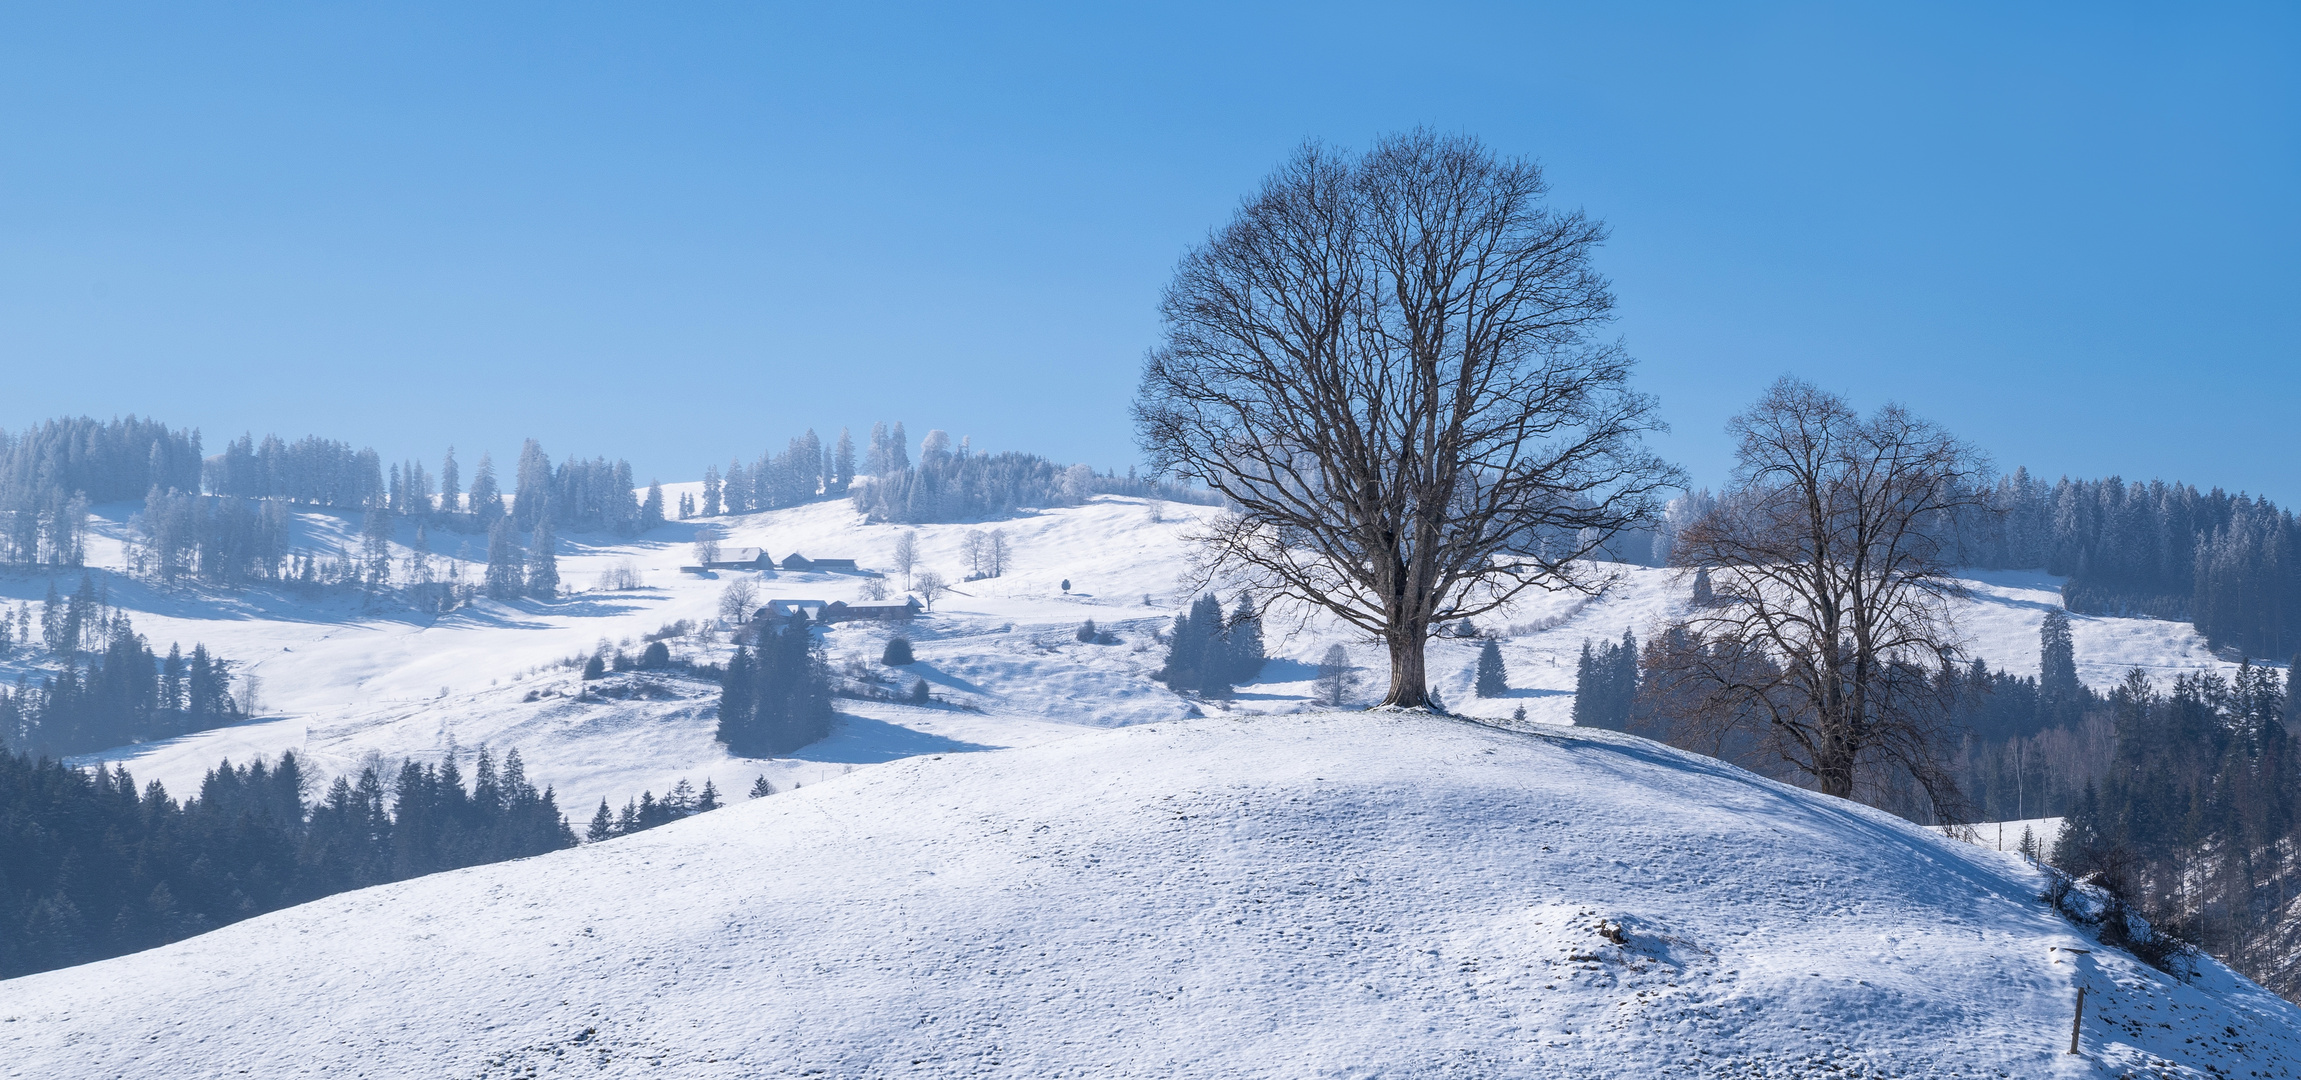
[4,493,2252,816]
[5,711,2296,1078]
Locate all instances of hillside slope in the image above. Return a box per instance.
[24,495,2254,815]
[5,713,2294,1079]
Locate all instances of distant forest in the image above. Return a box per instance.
[3,414,2292,657]
[0,747,576,979]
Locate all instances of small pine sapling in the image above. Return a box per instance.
[581,654,606,680]
[1076,619,1097,643]
[749,775,774,799]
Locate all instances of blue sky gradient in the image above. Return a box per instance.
[2,3,2293,501]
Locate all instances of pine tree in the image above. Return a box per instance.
[749,775,773,798]
[1474,639,1508,697]
[512,439,552,530]
[833,428,855,492]
[469,452,503,525]
[484,518,523,600]
[587,799,615,841]
[702,465,721,517]
[2040,609,2079,718]
[439,447,461,513]
[696,779,721,812]
[1076,619,1097,644]
[881,637,914,665]
[640,481,665,531]
[526,517,559,598]
[1225,595,1266,682]
[1690,566,1714,607]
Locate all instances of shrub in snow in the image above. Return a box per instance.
[1076,620,1097,643]
[909,678,931,704]
[582,654,605,680]
[882,637,915,665]
[640,641,671,669]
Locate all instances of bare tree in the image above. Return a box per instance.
[914,569,948,609]
[692,528,722,566]
[961,531,986,578]
[718,577,758,624]
[987,529,1009,578]
[1313,644,1358,708]
[1133,130,1679,709]
[891,530,918,589]
[1656,377,1989,808]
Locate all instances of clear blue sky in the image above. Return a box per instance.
[3,3,2294,501]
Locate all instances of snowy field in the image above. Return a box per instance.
[0,493,2257,817]
[4,712,2294,1078]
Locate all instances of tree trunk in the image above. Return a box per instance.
[1814,731,1857,799]
[1380,628,1432,710]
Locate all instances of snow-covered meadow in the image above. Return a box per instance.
[6,711,2296,1078]
[6,493,2249,816]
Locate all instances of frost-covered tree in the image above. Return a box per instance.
[914,569,948,609]
[640,481,666,531]
[512,439,552,530]
[833,428,855,493]
[718,577,757,623]
[360,506,393,587]
[887,422,910,473]
[439,447,461,514]
[483,517,523,599]
[701,465,722,517]
[525,517,559,598]
[469,452,504,525]
[891,530,918,588]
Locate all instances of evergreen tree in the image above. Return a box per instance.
[439,447,461,513]
[511,439,552,530]
[882,637,914,665]
[469,452,503,525]
[1474,639,1509,697]
[483,518,523,600]
[1076,619,1098,643]
[749,775,773,798]
[1690,566,1714,607]
[640,481,666,531]
[586,799,615,842]
[1570,631,1639,729]
[526,517,559,598]
[2040,609,2080,724]
[1225,595,1267,683]
[360,506,393,587]
[696,779,721,812]
[702,465,721,516]
[833,428,856,493]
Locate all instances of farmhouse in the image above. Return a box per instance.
[780,553,864,573]
[758,599,828,622]
[821,598,921,622]
[696,546,776,571]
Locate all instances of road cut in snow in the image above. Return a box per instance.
[5,712,2295,1078]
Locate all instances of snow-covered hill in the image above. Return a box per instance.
[4,712,2293,1078]
[4,494,2257,815]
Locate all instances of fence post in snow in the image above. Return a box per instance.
[2066,986,2085,1055]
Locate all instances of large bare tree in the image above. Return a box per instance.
[1657,377,1989,807]
[1133,131,1678,710]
